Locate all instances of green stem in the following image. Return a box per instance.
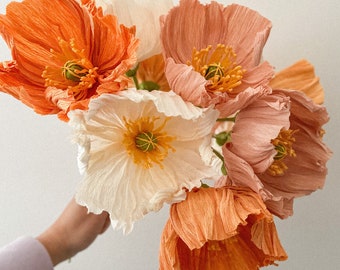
[132,75,140,90]
[216,116,236,122]
[212,147,227,175]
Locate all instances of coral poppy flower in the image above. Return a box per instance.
[0,0,138,120]
[220,89,331,217]
[159,187,287,269]
[160,0,274,114]
[95,0,173,62]
[68,89,219,233]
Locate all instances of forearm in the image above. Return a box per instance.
[0,236,53,270]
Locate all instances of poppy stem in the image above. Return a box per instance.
[212,147,228,175]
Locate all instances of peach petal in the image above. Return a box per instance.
[270,59,324,104]
[161,1,271,69]
[220,144,273,201]
[215,85,271,117]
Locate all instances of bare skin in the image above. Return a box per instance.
[37,198,110,266]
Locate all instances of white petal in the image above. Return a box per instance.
[96,0,174,61]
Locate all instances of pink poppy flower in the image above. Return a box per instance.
[219,89,331,218]
[159,187,287,269]
[160,0,274,114]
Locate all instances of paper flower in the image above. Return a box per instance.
[0,0,332,267]
[159,187,287,269]
[68,88,219,233]
[95,0,173,62]
[0,0,138,120]
[219,62,332,217]
[160,0,274,112]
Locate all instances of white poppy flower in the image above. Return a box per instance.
[95,0,174,62]
[68,89,219,233]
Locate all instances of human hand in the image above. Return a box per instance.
[37,198,110,266]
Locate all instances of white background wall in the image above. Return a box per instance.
[0,0,339,269]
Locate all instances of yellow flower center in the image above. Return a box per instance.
[267,129,298,176]
[188,44,246,93]
[42,38,98,101]
[122,116,176,169]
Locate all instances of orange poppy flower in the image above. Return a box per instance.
[159,187,287,269]
[0,0,138,120]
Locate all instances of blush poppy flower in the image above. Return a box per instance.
[68,88,219,233]
[0,0,138,120]
[159,187,287,269]
[160,0,274,114]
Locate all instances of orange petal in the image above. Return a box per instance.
[92,15,138,76]
[0,62,58,114]
[269,59,324,104]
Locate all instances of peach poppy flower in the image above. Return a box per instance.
[220,89,331,218]
[0,0,138,120]
[270,59,325,105]
[136,54,170,91]
[160,0,274,113]
[159,187,287,269]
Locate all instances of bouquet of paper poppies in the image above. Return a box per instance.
[0,0,332,269]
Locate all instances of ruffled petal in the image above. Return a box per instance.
[0,62,58,114]
[270,59,324,104]
[165,58,221,107]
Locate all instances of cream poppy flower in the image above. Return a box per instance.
[95,0,174,62]
[68,88,219,233]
